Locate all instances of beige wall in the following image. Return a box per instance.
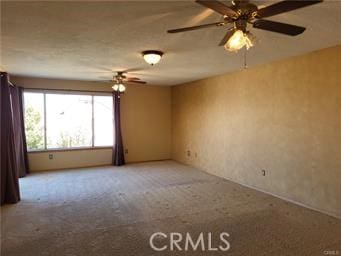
[12,76,172,171]
[28,148,113,171]
[172,45,341,218]
[120,82,171,163]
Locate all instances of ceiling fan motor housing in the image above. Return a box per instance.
[230,2,258,32]
[235,19,248,32]
[232,2,258,15]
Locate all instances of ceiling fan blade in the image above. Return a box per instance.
[126,80,147,84]
[196,0,237,17]
[218,29,235,46]
[256,0,323,18]
[97,80,112,83]
[126,77,141,80]
[168,22,225,33]
[253,19,306,36]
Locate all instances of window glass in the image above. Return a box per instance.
[24,92,45,150]
[24,91,113,150]
[94,96,113,146]
[46,94,92,148]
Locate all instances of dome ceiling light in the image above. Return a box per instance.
[142,50,163,66]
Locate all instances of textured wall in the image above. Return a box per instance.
[12,76,171,171]
[172,45,341,218]
[121,82,171,163]
[28,148,112,171]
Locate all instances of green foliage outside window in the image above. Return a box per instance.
[25,106,44,150]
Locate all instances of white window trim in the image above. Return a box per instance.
[24,89,113,152]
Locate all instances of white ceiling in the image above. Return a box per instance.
[1,0,341,86]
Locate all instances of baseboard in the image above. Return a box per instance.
[126,158,172,164]
[26,159,172,173]
[222,177,340,220]
[171,160,340,220]
[25,163,112,173]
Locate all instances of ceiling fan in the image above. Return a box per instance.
[167,0,323,52]
[111,71,147,92]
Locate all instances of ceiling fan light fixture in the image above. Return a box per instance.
[118,83,126,92]
[112,84,119,91]
[142,50,163,65]
[224,30,254,52]
[112,83,126,93]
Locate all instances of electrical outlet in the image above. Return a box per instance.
[187,150,191,157]
[49,154,53,160]
[124,149,128,154]
[262,170,266,176]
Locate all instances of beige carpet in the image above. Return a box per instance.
[1,160,340,256]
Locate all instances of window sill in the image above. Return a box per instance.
[28,146,112,153]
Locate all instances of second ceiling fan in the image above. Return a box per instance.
[111,71,146,93]
[168,0,323,52]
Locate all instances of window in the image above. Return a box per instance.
[94,96,113,146]
[24,91,113,151]
[24,92,45,150]
[46,94,93,148]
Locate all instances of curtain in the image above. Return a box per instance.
[112,91,125,166]
[19,87,29,174]
[9,86,29,177]
[1,72,20,205]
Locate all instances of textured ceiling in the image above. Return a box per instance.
[1,1,341,86]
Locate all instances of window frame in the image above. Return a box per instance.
[23,89,113,152]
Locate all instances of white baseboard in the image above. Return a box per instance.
[224,177,341,220]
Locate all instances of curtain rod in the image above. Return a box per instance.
[23,87,113,94]
[0,72,15,87]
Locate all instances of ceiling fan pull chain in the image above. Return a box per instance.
[244,47,248,69]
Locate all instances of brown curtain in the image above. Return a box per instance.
[1,72,20,205]
[112,91,125,166]
[10,86,29,177]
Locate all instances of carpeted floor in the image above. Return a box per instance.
[1,160,340,256]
